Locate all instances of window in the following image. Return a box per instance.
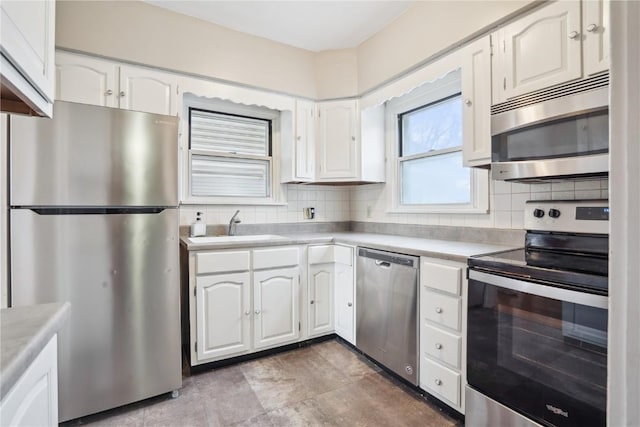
[189,109,272,198]
[182,94,284,205]
[387,70,488,213]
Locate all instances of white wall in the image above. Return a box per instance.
[0,114,7,307]
[350,179,609,229]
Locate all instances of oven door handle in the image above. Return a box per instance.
[469,270,608,309]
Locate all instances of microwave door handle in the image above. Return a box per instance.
[469,270,608,309]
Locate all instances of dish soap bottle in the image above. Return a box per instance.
[190,212,206,237]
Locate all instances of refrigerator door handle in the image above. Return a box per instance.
[26,207,169,215]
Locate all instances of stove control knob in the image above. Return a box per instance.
[548,209,561,218]
[533,208,545,218]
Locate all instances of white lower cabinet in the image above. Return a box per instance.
[253,267,300,349]
[419,257,467,413]
[307,263,334,338]
[195,272,251,361]
[0,335,58,426]
[189,246,301,365]
[333,246,355,344]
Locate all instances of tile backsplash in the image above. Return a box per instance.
[349,178,609,230]
[179,184,351,226]
[180,179,608,230]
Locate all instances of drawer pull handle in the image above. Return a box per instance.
[435,343,443,350]
[310,300,315,305]
[435,379,442,386]
[435,307,443,314]
[255,309,261,315]
[244,310,251,316]
[347,302,353,307]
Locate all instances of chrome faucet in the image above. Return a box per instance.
[228,210,241,236]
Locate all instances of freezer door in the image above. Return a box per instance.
[10,208,181,422]
[10,101,178,207]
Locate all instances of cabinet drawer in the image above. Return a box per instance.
[422,290,461,331]
[420,357,460,406]
[196,250,250,274]
[308,245,334,265]
[422,261,462,295]
[421,324,461,369]
[253,247,299,269]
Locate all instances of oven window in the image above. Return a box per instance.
[467,279,607,427]
[492,111,608,162]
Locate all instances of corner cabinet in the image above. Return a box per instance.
[317,100,359,180]
[0,0,55,116]
[492,0,610,104]
[419,257,467,413]
[55,51,180,116]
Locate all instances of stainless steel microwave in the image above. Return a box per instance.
[491,86,609,182]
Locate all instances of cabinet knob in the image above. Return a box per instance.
[435,307,443,314]
[105,89,113,96]
[297,136,301,141]
[569,31,580,40]
[244,310,251,316]
[347,302,353,307]
[310,300,315,305]
[119,91,126,97]
[435,343,443,350]
[434,379,442,386]
[586,24,598,33]
[464,99,472,106]
[351,136,356,141]
[255,309,261,315]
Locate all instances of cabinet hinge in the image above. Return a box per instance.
[489,43,493,56]
[502,40,506,53]
[194,286,197,297]
[195,341,197,352]
[298,322,301,331]
[503,77,506,90]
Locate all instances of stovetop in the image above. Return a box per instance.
[469,248,608,295]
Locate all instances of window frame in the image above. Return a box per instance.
[386,70,489,214]
[181,95,285,205]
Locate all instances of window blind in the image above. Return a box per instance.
[191,155,270,197]
[190,109,270,156]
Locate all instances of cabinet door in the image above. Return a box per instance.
[1,0,55,105]
[583,0,610,76]
[253,267,300,349]
[308,264,334,337]
[0,335,58,426]
[334,261,355,344]
[295,100,315,181]
[501,1,582,99]
[317,100,358,180]
[461,36,492,167]
[196,272,251,361]
[56,52,118,108]
[119,65,178,116]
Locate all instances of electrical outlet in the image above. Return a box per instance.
[195,210,206,224]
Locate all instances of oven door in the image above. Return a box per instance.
[467,270,608,427]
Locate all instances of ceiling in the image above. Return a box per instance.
[143,1,414,52]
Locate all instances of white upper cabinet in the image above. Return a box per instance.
[461,36,492,167]
[55,51,179,116]
[119,65,178,116]
[495,1,582,102]
[583,0,610,76]
[294,100,316,181]
[0,0,55,116]
[317,100,359,181]
[56,52,118,108]
[492,1,610,104]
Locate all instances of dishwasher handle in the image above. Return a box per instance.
[358,247,418,269]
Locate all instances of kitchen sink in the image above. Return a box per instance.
[187,234,291,244]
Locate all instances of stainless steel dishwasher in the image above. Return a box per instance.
[356,247,419,385]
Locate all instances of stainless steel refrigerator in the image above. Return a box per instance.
[9,101,182,422]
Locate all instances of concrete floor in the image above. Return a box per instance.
[64,339,459,426]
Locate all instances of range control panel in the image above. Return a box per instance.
[524,199,609,234]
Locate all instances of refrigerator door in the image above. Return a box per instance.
[10,101,178,207]
[10,208,181,422]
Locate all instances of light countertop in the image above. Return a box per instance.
[0,302,70,399]
[181,231,518,262]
